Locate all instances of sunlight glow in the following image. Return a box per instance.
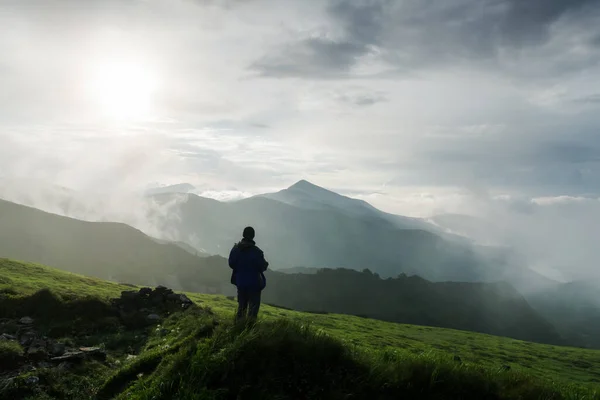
[87,60,158,120]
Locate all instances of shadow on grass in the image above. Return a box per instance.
[115,319,597,400]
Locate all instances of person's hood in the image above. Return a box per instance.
[237,238,256,249]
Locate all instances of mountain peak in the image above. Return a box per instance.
[288,179,318,189]
[288,180,327,192]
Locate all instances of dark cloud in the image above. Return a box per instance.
[252,0,600,79]
[572,94,600,105]
[251,0,389,78]
[334,89,388,106]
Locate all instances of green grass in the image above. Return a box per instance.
[188,293,600,387]
[115,318,598,400]
[1,258,600,400]
[0,340,24,371]
[0,258,132,299]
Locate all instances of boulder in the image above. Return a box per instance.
[50,342,66,357]
[139,287,153,297]
[0,333,17,341]
[19,317,34,325]
[25,376,39,386]
[166,293,179,302]
[19,331,36,347]
[146,314,161,322]
[120,291,138,300]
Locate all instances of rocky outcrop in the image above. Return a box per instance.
[111,286,195,328]
[0,285,196,381]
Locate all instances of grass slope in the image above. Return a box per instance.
[0,199,224,291]
[1,259,599,400]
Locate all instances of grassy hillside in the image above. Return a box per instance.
[0,199,225,291]
[0,259,599,400]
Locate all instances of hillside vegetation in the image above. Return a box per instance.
[263,268,563,345]
[0,259,599,400]
[0,199,565,346]
[0,198,225,291]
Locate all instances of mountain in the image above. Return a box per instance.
[144,183,196,196]
[0,198,570,346]
[149,181,543,284]
[263,268,564,345]
[0,198,227,292]
[526,281,600,349]
[261,180,439,231]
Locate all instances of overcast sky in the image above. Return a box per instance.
[2,0,600,280]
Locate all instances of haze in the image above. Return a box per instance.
[1,0,599,282]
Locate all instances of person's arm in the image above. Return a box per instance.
[259,249,269,272]
[228,245,238,270]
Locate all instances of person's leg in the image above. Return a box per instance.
[236,289,249,322]
[247,290,262,319]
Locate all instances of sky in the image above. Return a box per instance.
[1,0,600,280]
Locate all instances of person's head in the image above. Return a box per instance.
[243,226,255,240]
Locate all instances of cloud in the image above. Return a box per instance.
[572,93,600,105]
[252,0,600,80]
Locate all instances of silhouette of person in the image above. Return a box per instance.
[228,226,269,322]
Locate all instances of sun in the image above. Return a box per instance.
[87,60,158,120]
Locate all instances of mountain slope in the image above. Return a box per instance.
[150,185,538,284]
[263,268,564,345]
[526,281,600,349]
[0,198,225,291]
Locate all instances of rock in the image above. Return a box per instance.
[0,333,17,341]
[25,376,39,385]
[57,362,72,370]
[19,331,36,347]
[27,346,48,362]
[50,342,66,357]
[146,314,161,322]
[19,317,34,325]
[179,294,193,304]
[166,293,179,301]
[38,361,52,369]
[139,287,153,297]
[120,290,138,300]
[79,347,107,361]
[154,286,174,297]
[50,351,84,363]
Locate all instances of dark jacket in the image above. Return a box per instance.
[228,239,269,290]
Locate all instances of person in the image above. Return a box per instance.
[228,226,269,322]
